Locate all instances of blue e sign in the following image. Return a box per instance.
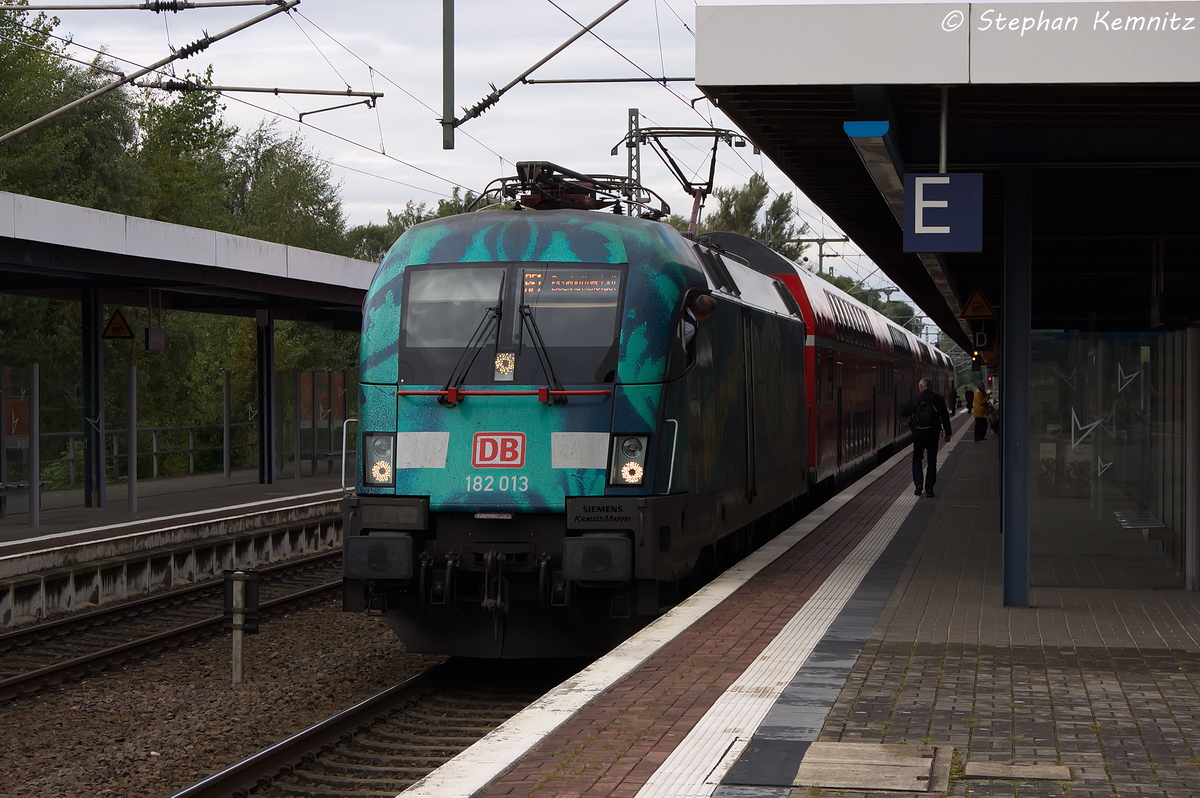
[903,173,983,253]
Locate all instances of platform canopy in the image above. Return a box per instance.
[697,1,1200,347]
[0,191,375,329]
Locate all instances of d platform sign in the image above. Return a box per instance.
[903,173,983,253]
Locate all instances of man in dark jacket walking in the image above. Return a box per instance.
[900,378,953,498]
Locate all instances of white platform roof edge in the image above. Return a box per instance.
[0,190,377,291]
[697,1,1200,86]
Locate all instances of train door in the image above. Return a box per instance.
[742,308,757,504]
[873,364,883,451]
[836,361,844,467]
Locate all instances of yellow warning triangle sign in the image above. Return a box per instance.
[960,289,996,319]
[102,309,135,340]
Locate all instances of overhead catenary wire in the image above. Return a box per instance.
[543,0,703,118]
[0,0,299,145]
[0,1,284,10]
[176,86,469,198]
[285,7,351,90]
[0,32,126,75]
[289,8,511,167]
[658,0,696,37]
[9,0,900,292]
[9,14,479,196]
[193,86,484,195]
[456,0,635,126]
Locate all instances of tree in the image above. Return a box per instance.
[344,188,477,262]
[0,5,141,211]
[881,300,915,330]
[699,173,810,261]
[135,69,237,229]
[229,121,348,254]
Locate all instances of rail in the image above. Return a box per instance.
[0,549,343,699]
[166,664,444,798]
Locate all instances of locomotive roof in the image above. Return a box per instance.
[697,229,943,362]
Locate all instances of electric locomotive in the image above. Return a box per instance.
[343,164,809,657]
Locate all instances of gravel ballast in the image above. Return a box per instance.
[0,597,440,798]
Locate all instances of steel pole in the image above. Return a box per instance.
[232,574,245,684]
[442,0,454,149]
[29,364,39,527]
[1002,167,1032,607]
[128,364,137,514]
[223,369,232,478]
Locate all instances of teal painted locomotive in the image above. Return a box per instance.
[342,164,809,657]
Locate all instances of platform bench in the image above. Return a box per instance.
[0,481,51,520]
[1114,510,1168,540]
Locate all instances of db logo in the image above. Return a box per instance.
[472,432,526,467]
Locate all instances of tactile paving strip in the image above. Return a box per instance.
[633,488,923,797]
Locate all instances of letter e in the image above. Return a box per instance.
[914,177,951,234]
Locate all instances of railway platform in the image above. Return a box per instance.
[408,416,1200,797]
[0,471,347,626]
[0,470,345,552]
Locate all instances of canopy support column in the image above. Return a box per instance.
[1002,167,1032,607]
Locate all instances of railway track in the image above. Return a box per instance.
[170,658,583,798]
[0,549,343,698]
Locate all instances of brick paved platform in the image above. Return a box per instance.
[410,420,1200,798]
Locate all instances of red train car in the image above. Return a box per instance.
[700,233,955,493]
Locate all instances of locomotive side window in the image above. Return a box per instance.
[404,267,505,348]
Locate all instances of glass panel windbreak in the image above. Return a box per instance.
[1030,330,1185,589]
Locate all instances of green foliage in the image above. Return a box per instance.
[275,320,358,373]
[0,5,140,211]
[136,68,237,228]
[883,301,917,330]
[0,296,81,434]
[700,173,810,261]
[346,188,478,263]
[0,9,380,485]
[229,121,348,254]
[661,213,690,233]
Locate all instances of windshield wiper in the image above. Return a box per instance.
[440,277,504,404]
[519,304,567,404]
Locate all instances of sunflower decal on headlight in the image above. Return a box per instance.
[370,460,393,484]
[619,461,644,484]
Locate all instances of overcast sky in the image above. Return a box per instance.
[29,0,920,297]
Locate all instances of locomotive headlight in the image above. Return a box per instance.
[363,432,396,487]
[494,352,516,382]
[609,434,648,486]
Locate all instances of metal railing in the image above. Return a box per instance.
[38,423,258,487]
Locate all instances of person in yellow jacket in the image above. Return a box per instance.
[972,383,990,441]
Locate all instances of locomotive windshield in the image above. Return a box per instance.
[404,267,504,348]
[519,268,622,348]
[399,263,625,385]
